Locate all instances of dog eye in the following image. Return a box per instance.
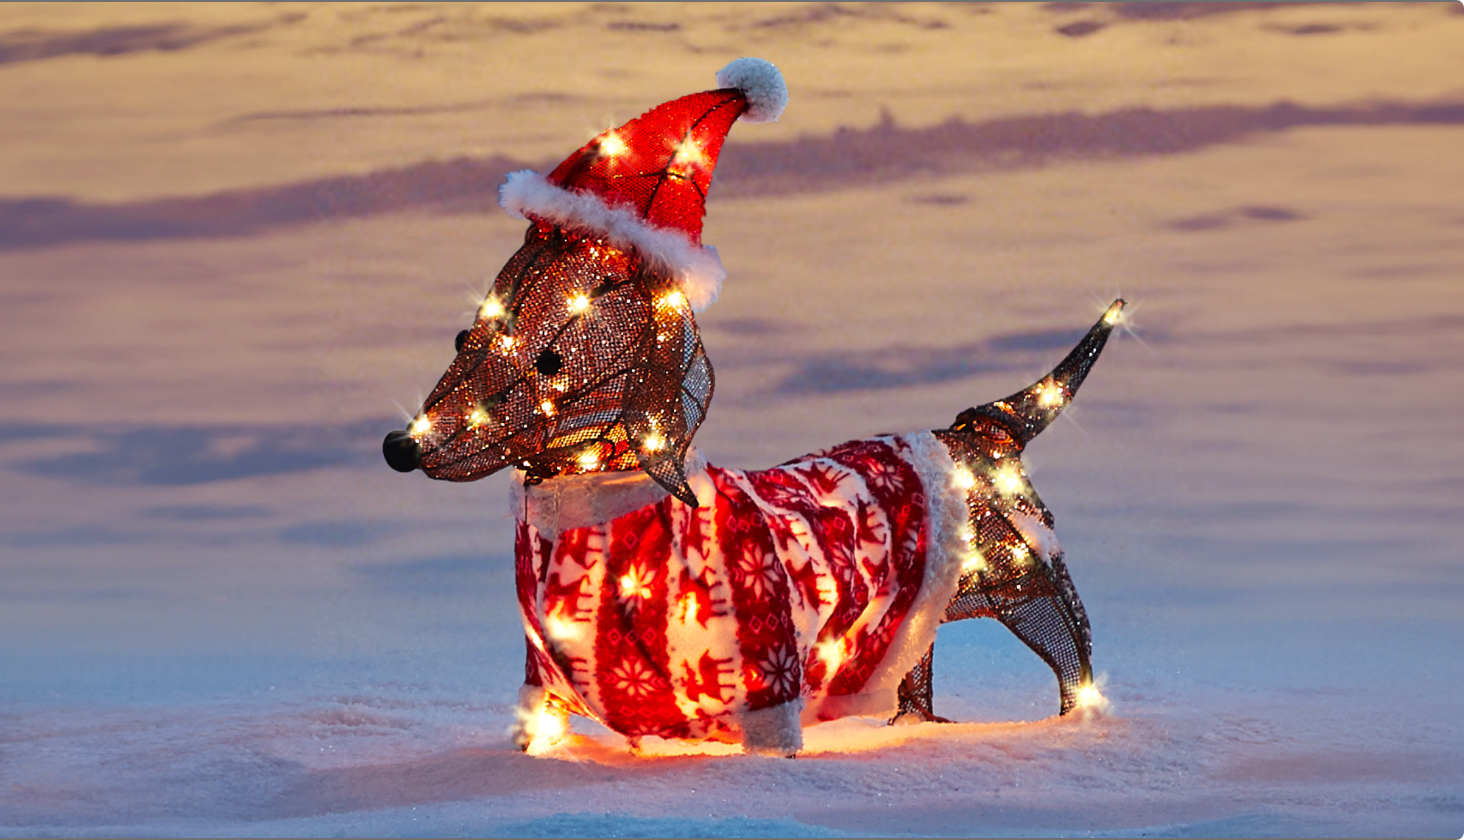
[535,349,564,376]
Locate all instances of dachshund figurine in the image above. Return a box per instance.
[383,59,1121,755]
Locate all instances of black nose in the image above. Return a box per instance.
[382,430,421,473]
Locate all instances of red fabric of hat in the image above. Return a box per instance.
[546,89,747,247]
[499,58,787,312]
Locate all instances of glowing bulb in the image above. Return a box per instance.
[994,463,1024,496]
[670,137,707,173]
[544,613,582,643]
[524,704,568,755]
[1103,302,1124,326]
[1010,542,1029,564]
[409,416,431,436]
[577,448,600,469]
[568,293,591,314]
[537,708,566,740]
[540,400,556,417]
[961,549,987,575]
[954,468,976,491]
[1037,379,1065,408]
[600,130,627,157]
[658,290,686,309]
[1076,683,1106,710]
[466,406,490,428]
[497,334,516,353]
[479,296,505,320]
[641,433,665,453]
[816,639,846,672]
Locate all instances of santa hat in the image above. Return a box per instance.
[499,57,788,312]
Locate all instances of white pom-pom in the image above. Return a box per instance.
[716,57,788,124]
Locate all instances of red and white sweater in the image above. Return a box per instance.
[511,432,968,754]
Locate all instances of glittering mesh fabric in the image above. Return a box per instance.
[888,306,1120,722]
[892,426,1093,720]
[894,643,941,723]
[413,221,712,505]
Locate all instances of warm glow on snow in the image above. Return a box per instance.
[525,708,568,756]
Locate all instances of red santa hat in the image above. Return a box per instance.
[498,57,788,312]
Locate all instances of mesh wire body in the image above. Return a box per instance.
[400,220,1117,723]
[413,222,712,504]
[893,426,1094,721]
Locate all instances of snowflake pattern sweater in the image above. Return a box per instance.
[511,431,968,754]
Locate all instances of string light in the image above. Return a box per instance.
[599,130,627,158]
[544,612,583,644]
[568,293,591,314]
[1103,301,1124,326]
[409,416,431,437]
[540,400,556,417]
[577,448,600,469]
[497,335,517,353]
[523,701,568,755]
[953,467,976,491]
[816,638,846,672]
[658,290,686,309]
[641,433,665,453]
[670,136,707,176]
[961,549,987,575]
[466,406,490,428]
[994,462,1024,496]
[479,296,505,320]
[535,708,567,742]
[1037,379,1065,408]
[1076,682,1106,710]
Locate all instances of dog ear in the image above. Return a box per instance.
[622,302,713,507]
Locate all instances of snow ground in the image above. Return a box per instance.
[1,3,1462,837]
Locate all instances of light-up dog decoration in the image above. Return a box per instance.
[383,59,1121,755]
